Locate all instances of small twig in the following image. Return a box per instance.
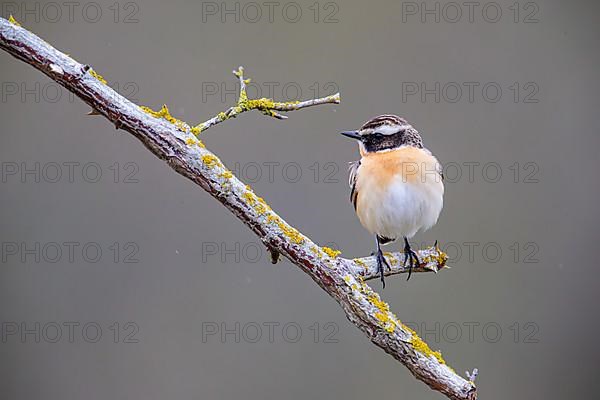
[466,368,479,382]
[192,66,340,134]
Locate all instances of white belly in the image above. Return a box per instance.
[357,174,444,240]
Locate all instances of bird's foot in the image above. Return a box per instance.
[403,240,421,281]
[375,249,390,288]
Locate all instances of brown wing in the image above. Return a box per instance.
[349,160,360,210]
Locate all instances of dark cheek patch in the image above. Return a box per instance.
[364,136,399,152]
[363,129,423,152]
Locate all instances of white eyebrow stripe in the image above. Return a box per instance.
[374,124,411,135]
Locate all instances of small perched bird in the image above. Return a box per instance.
[341,115,444,287]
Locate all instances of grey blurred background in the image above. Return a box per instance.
[1,0,598,399]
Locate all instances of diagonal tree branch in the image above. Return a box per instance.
[0,17,476,400]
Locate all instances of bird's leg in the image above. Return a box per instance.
[374,236,390,288]
[403,237,420,281]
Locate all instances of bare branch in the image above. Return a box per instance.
[192,66,340,133]
[0,17,476,400]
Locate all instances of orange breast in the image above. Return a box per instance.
[356,147,440,193]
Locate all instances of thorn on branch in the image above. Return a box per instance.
[466,368,478,382]
[114,117,123,130]
[269,247,281,264]
[49,64,64,75]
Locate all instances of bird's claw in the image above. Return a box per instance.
[403,241,420,281]
[376,249,390,288]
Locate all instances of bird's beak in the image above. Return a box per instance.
[340,130,361,140]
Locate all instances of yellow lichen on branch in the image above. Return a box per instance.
[140,104,206,147]
[350,274,447,363]
[422,245,449,269]
[242,190,271,216]
[266,215,305,244]
[201,154,221,169]
[322,246,342,258]
[8,15,21,26]
[185,136,205,148]
[219,170,233,180]
[140,104,189,131]
[407,325,447,365]
[88,68,107,84]
[366,290,400,334]
[383,252,399,266]
[353,258,368,271]
[189,66,339,134]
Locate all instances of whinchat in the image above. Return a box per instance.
[341,115,444,287]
